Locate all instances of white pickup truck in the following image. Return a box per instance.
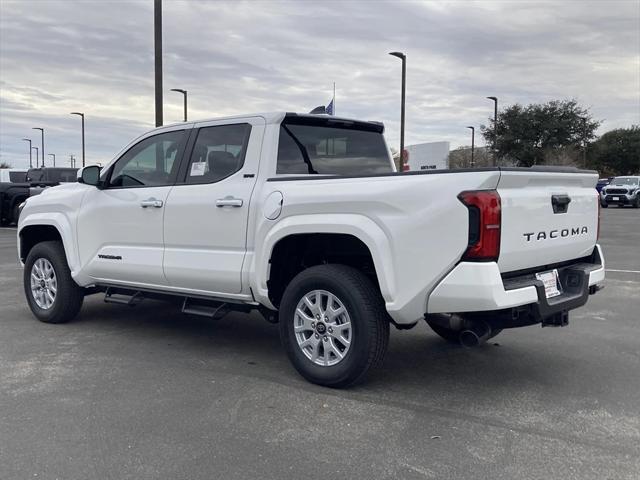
[17,112,605,387]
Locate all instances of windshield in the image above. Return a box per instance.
[611,177,639,186]
[276,118,392,175]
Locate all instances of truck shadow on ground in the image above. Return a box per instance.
[75,295,574,396]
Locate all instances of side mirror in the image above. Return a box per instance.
[78,165,102,187]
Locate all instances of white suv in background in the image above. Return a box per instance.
[600,176,640,208]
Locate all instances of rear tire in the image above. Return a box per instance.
[24,241,84,324]
[279,264,389,388]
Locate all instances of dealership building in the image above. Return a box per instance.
[404,141,450,171]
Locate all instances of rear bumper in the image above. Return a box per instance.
[427,244,605,317]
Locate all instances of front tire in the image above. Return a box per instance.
[24,241,84,324]
[279,265,389,388]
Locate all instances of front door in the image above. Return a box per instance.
[77,128,188,287]
[162,118,265,295]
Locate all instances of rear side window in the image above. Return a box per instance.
[9,171,27,182]
[48,169,78,182]
[276,121,392,175]
[185,124,252,184]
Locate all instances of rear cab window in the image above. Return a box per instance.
[276,116,393,176]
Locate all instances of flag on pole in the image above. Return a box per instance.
[326,98,334,116]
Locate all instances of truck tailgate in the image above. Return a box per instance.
[497,169,599,273]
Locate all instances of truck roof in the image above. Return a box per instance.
[160,112,384,131]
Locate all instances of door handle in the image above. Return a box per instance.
[216,196,243,208]
[551,194,571,214]
[140,198,163,208]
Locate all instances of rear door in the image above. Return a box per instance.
[497,169,599,273]
[162,117,265,295]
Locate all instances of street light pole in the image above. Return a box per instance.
[466,126,475,167]
[389,51,406,171]
[70,112,85,167]
[32,127,45,167]
[22,138,32,168]
[170,89,187,121]
[486,96,498,166]
[154,0,163,127]
[582,117,588,168]
[48,154,56,167]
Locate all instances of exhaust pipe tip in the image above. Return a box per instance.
[459,320,491,348]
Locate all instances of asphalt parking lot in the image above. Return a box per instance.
[1,208,639,480]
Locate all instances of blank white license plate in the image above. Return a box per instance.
[536,269,562,299]
[612,196,620,201]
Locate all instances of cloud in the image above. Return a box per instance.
[1,0,638,168]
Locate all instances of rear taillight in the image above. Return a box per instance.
[458,190,501,261]
[597,194,601,239]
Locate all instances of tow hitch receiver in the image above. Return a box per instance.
[541,310,569,327]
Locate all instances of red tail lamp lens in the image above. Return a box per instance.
[458,190,501,261]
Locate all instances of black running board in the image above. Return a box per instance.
[104,287,144,306]
[181,297,229,319]
[99,284,254,320]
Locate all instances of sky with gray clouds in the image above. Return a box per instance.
[1,0,639,169]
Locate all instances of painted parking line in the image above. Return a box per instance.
[606,269,640,274]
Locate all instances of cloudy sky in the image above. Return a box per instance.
[1,0,639,168]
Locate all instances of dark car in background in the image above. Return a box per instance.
[26,167,78,197]
[0,167,78,226]
[596,178,610,194]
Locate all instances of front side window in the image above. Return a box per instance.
[108,130,184,188]
[276,120,393,175]
[26,169,44,182]
[184,123,251,184]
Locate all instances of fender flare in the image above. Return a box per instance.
[18,213,79,275]
[251,213,395,309]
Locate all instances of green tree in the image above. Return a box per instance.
[481,99,600,167]
[588,126,640,176]
[0,162,12,168]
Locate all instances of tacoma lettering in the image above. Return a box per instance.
[523,227,588,242]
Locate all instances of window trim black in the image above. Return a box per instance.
[175,123,253,186]
[103,129,189,190]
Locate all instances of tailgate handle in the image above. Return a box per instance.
[551,194,571,214]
